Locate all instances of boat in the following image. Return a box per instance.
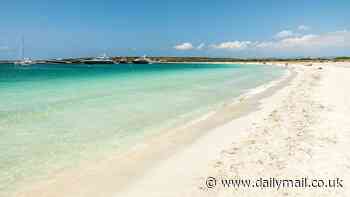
[15,58,34,66]
[83,54,115,64]
[132,55,152,64]
[14,37,34,66]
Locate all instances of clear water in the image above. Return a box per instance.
[0,63,285,192]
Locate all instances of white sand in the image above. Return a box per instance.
[115,62,350,197]
[15,62,350,197]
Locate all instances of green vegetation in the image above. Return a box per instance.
[334,56,350,61]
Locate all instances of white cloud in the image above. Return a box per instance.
[174,29,350,56]
[298,25,311,31]
[174,42,194,50]
[211,41,252,50]
[275,30,294,39]
[212,30,349,51]
[257,34,318,49]
[258,30,350,50]
[197,43,205,50]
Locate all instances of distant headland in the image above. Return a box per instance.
[0,56,349,64]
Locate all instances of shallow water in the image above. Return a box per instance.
[0,63,285,193]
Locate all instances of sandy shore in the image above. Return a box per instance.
[14,62,350,197]
[115,62,350,197]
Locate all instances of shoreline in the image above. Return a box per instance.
[116,62,350,197]
[12,63,294,197]
[114,64,298,197]
[14,62,350,196]
[15,61,350,197]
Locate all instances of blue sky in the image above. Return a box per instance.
[0,0,349,59]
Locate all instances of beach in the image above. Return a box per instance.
[119,62,350,197]
[10,62,350,197]
[0,63,283,196]
[113,62,350,197]
[1,0,349,196]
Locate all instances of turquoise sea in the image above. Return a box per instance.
[0,63,285,193]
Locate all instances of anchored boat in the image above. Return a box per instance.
[83,54,115,64]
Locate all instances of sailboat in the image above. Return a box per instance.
[14,37,34,66]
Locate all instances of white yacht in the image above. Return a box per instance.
[15,58,34,66]
[83,53,115,64]
[15,37,34,66]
